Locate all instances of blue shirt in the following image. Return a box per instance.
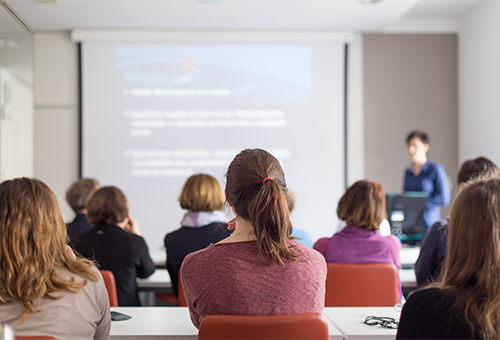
[403,159,450,231]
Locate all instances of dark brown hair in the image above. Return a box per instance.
[179,174,224,212]
[457,156,500,186]
[437,177,500,339]
[0,178,98,321]
[65,178,99,213]
[406,130,429,145]
[86,186,128,227]
[337,180,386,231]
[225,149,296,265]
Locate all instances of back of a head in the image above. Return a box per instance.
[66,178,99,213]
[179,174,224,212]
[406,130,429,144]
[86,186,128,227]
[457,156,500,186]
[337,180,386,231]
[0,178,96,320]
[441,177,500,338]
[225,149,294,264]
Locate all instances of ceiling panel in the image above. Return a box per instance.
[4,0,420,31]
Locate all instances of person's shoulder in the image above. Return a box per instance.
[292,241,327,263]
[428,160,447,173]
[128,232,149,246]
[165,227,185,241]
[181,244,219,271]
[406,287,453,307]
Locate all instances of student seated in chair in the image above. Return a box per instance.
[0,178,110,339]
[415,156,500,286]
[398,177,500,339]
[75,186,156,306]
[181,149,327,328]
[65,177,99,243]
[314,180,401,297]
[164,174,231,298]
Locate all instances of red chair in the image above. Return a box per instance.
[100,270,119,307]
[16,337,57,340]
[325,262,399,306]
[198,313,329,340]
[178,268,187,307]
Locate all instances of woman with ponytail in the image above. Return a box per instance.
[181,149,326,328]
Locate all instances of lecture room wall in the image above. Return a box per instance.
[32,0,500,222]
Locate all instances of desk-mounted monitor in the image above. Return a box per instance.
[386,192,427,242]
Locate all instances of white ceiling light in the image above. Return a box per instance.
[360,0,382,4]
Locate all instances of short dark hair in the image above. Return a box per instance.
[406,130,429,145]
[86,186,128,227]
[337,180,386,231]
[65,178,99,213]
[457,157,500,186]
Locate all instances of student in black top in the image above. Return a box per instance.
[397,177,500,339]
[415,157,500,286]
[75,186,155,306]
[65,178,99,242]
[164,174,231,297]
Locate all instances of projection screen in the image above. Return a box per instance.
[79,31,346,251]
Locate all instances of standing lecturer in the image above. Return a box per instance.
[403,130,450,237]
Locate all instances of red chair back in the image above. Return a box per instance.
[178,268,187,307]
[100,269,119,307]
[325,262,399,306]
[198,313,329,340]
[16,337,57,340]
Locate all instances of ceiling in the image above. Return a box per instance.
[0,0,485,33]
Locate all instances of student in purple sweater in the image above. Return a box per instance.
[314,180,401,294]
[181,149,327,329]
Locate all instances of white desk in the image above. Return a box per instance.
[323,307,401,340]
[399,269,416,289]
[399,247,419,269]
[110,307,344,340]
[150,248,167,268]
[110,307,197,340]
[137,269,172,289]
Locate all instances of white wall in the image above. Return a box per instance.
[34,31,79,221]
[458,1,500,166]
[0,67,34,180]
[363,34,458,218]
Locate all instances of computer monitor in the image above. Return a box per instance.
[385,192,428,241]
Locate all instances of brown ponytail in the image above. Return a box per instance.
[225,149,298,265]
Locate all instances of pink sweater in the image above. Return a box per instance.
[181,240,327,328]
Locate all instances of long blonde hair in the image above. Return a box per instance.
[0,178,98,321]
[438,177,500,338]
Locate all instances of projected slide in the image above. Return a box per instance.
[115,45,311,185]
[82,41,345,250]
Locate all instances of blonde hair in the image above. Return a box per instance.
[437,177,500,338]
[337,180,386,231]
[0,178,98,322]
[179,174,224,212]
